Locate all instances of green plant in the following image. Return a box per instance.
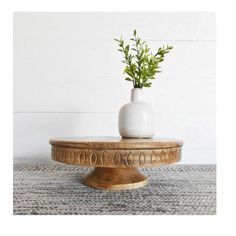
[115,30,173,88]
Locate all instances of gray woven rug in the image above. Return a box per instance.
[13,163,216,215]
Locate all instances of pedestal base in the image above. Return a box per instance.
[83,167,148,190]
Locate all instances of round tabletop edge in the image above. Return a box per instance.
[49,137,183,149]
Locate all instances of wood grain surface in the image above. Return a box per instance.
[83,168,148,190]
[50,136,183,149]
[50,136,183,190]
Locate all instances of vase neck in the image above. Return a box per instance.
[131,88,142,102]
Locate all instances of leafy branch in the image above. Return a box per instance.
[115,30,173,88]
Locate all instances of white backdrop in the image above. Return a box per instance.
[13,12,215,164]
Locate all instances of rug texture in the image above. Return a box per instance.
[13,163,216,215]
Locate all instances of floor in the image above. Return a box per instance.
[13,161,216,215]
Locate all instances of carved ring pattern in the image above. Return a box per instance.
[51,146,181,168]
[100,151,108,165]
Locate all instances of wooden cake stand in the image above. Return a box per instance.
[49,137,183,190]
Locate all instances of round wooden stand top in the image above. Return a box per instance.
[50,137,183,168]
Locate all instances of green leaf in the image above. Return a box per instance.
[143,83,151,87]
[125,77,132,81]
[124,68,134,77]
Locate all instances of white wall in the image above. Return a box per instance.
[13,12,216,164]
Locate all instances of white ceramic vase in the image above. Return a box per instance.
[118,88,155,138]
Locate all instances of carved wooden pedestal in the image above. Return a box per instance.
[49,137,183,191]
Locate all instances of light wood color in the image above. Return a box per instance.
[50,137,183,190]
[83,168,148,190]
